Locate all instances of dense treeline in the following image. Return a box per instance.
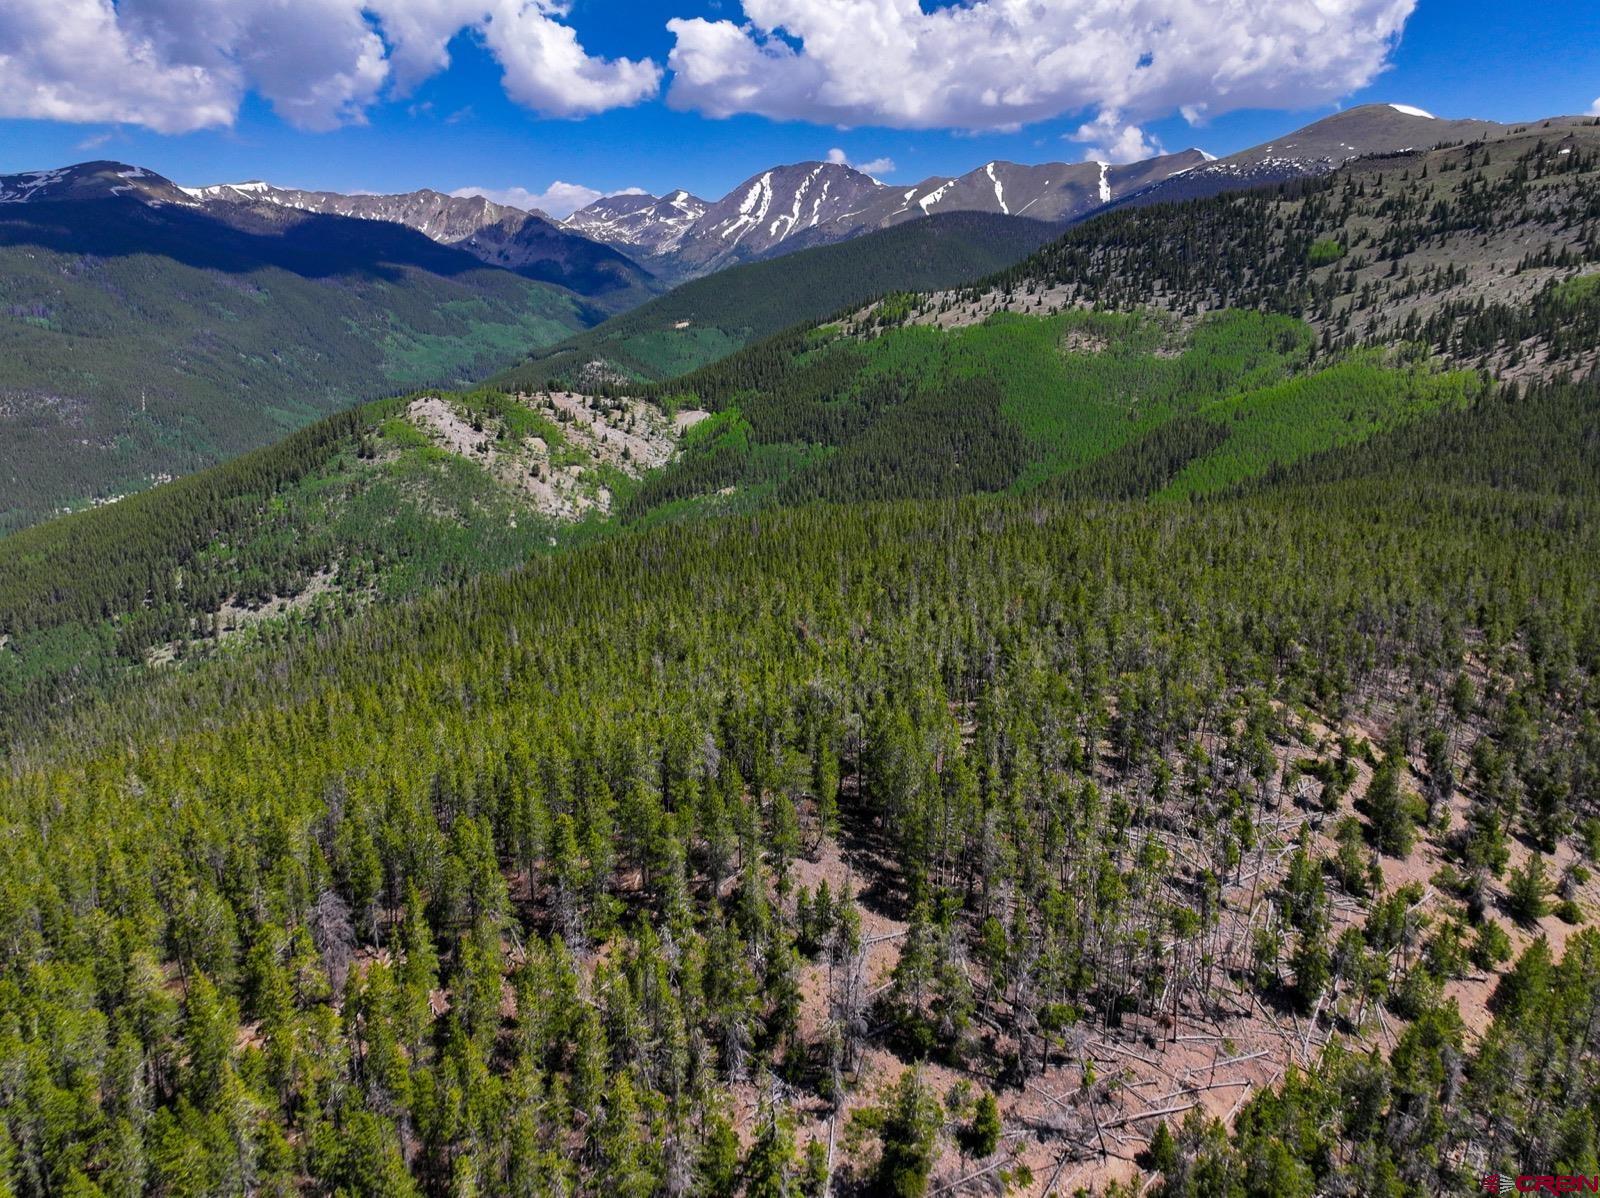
[2,371,1598,1195]
[1256,374,1600,499]
[0,404,375,736]
[0,405,378,640]
[771,378,1031,504]
[1051,415,1229,502]
[0,391,584,741]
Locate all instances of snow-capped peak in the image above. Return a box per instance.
[0,162,195,207]
[563,188,710,256]
[0,168,68,204]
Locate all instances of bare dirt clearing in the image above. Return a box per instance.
[406,392,707,521]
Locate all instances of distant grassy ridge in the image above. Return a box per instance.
[490,211,1062,390]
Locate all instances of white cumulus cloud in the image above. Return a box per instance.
[0,0,239,133]
[826,147,896,177]
[1070,111,1164,165]
[667,0,1418,133]
[0,0,661,133]
[370,0,663,117]
[451,182,648,219]
[1591,97,1600,116]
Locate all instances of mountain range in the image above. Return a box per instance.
[74,166,658,300]
[561,151,1210,279]
[562,189,711,258]
[560,104,1503,278]
[0,103,1541,531]
[0,101,1494,289]
[0,162,643,531]
[499,104,1554,389]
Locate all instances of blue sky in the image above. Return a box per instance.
[0,0,1595,215]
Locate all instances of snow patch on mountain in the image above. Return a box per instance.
[182,180,273,199]
[721,171,775,245]
[986,163,1008,215]
[0,168,68,203]
[918,180,955,213]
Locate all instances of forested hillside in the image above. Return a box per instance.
[0,197,632,532]
[624,309,1480,521]
[0,305,1481,738]
[493,212,1060,390]
[1,368,1598,1195]
[0,387,699,740]
[606,117,1600,522]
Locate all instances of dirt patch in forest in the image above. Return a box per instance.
[404,392,707,522]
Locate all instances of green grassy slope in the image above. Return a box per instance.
[625,309,1481,519]
[489,211,1061,389]
[0,200,620,532]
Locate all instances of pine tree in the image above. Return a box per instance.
[1362,758,1423,858]
[744,1101,798,1198]
[396,882,441,1060]
[179,973,236,1110]
[1507,856,1552,925]
[959,1091,1002,1160]
[860,1070,942,1198]
[696,1104,741,1198]
[597,1072,659,1198]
